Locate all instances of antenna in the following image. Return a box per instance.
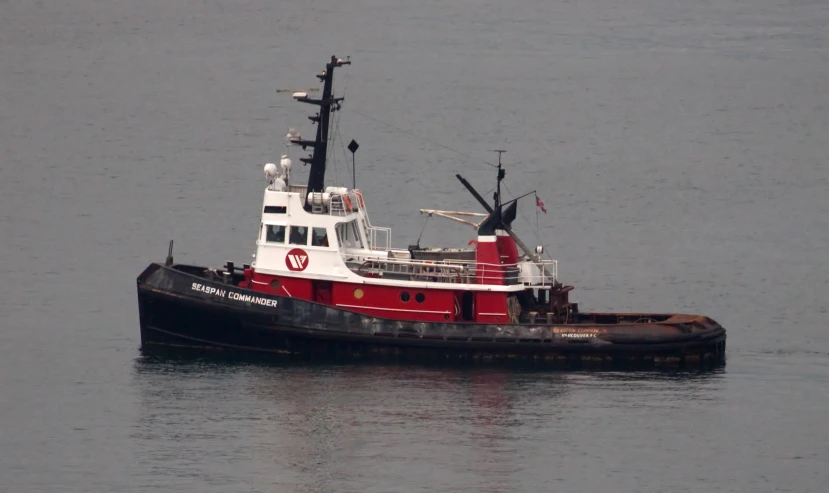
[491,149,506,211]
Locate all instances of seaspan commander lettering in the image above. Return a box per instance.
[191,282,277,307]
[228,291,278,307]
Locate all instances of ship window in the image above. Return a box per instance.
[336,220,364,249]
[263,206,286,214]
[311,227,329,247]
[289,226,308,245]
[351,221,364,248]
[415,293,425,303]
[266,225,286,243]
[400,291,410,303]
[336,223,347,246]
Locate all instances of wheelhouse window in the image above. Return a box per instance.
[265,224,286,243]
[336,220,364,249]
[289,226,308,245]
[351,221,363,247]
[311,227,329,247]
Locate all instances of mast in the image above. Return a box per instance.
[291,55,351,209]
[464,150,506,236]
[493,149,506,221]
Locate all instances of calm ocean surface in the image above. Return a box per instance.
[2,1,828,491]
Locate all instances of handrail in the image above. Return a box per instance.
[367,226,391,251]
[346,254,557,286]
[326,191,392,250]
[357,259,463,283]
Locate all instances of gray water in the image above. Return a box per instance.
[2,1,828,491]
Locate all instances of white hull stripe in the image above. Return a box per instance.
[336,304,449,314]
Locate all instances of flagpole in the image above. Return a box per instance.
[535,193,540,239]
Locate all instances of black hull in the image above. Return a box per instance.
[137,263,726,368]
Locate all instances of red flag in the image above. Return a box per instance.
[536,196,547,214]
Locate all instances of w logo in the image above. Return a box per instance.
[285,248,309,271]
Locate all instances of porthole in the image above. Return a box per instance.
[400,291,411,303]
[270,279,280,290]
[415,293,425,303]
[353,288,364,300]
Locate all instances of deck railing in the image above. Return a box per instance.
[356,259,464,283]
[346,254,557,286]
[328,192,391,251]
[367,226,391,251]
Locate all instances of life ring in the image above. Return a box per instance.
[354,190,365,208]
[342,194,353,212]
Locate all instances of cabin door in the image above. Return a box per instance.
[461,292,474,321]
[312,280,333,304]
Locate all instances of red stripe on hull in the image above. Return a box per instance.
[248,271,512,324]
[332,282,458,322]
[248,271,460,322]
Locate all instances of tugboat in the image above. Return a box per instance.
[136,56,726,367]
